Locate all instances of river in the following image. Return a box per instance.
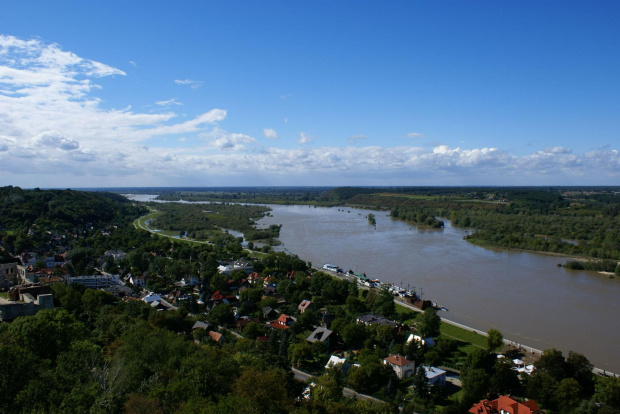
[126,194,620,372]
[255,204,620,372]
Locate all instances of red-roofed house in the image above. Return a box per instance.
[469,396,540,414]
[247,272,261,284]
[383,354,415,379]
[298,299,313,314]
[208,330,226,344]
[269,314,294,330]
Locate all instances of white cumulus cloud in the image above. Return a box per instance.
[263,128,278,139]
[34,131,79,150]
[298,132,314,145]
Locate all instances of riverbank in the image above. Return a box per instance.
[319,263,617,377]
[393,295,617,378]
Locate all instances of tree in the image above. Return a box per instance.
[490,359,520,395]
[341,323,366,349]
[597,376,620,409]
[345,295,366,315]
[207,304,234,326]
[239,287,263,304]
[566,351,594,397]
[232,366,292,413]
[418,308,441,338]
[461,368,490,406]
[289,342,312,368]
[373,324,396,347]
[180,347,239,400]
[412,365,430,400]
[0,344,40,413]
[535,348,568,382]
[312,370,344,403]
[556,378,582,413]
[8,308,87,360]
[374,287,396,318]
[347,358,393,395]
[404,336,425,366]
[487,328,503,353]
[526,370,559,411]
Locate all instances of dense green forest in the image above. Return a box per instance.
[0,186,146,258]
[155,187,333,205]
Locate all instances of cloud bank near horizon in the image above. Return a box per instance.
[0,35,618,188]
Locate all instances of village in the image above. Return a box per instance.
[2,243,565,413]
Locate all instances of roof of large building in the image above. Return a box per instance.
[307,327,333,343]
[469,396,540,414]
[384,354,414,367]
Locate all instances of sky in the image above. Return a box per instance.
[1,1,619,188]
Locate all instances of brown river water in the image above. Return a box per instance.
[255,204,620,372]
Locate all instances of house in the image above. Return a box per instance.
[325,355,355,374]
[263,283,277,295]
[269,314,294,330]
[383,354,415,379]
[306,327,333,348]
[298,299,313,314]
[236,316,260,331]
[18,252,37,266]
[141,292,162,304]
[67,274,120,290]
[150,298,178,311]
[105,250,127,260]
[469,395,540,414]
[233,260,254,274]
[103,284,133,297]
[356,314,399,328]
[262,306,277,320]
[42,255,64,268]
[423,366,447,386]
[130,275,146,287]
[208,330,226,344]
[407,334,436,347]
[217,262,234,275]
[217,260,254,276]
[247,272,261,285]
[192,321,213,331]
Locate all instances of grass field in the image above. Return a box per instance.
[378,193,438,200]
[440,322,488,349]
[395,303,419,325]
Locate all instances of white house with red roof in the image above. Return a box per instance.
[383,354,415,379]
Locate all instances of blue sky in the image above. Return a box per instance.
[1,1,618,187]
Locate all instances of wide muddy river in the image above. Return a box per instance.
[255,204,620,372]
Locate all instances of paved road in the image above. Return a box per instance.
[291,367,385,404]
